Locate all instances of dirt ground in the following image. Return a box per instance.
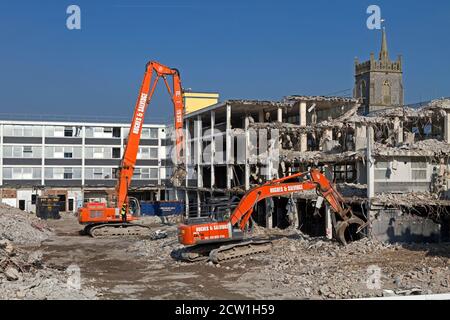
[34,213,450,300]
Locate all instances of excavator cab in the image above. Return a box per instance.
[78,196,140,225]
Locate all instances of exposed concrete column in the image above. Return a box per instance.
[299,102,307,152]
[185,190,189,217]
[226,104,232,189]
[185,119,190,190]
[277,107,283,122]
[195,116,203,189]
[267,129,280,180]
[445,112,450,143]
[210,111,215,188]
[258,110,265,123]
[244,115,250,190]
[82,126,86,187]
[266,198,273,229]
[41,125,45,186]
[355,123,367,151]
[0,124,3,186]
[325,204,333,240]
[197,191,201,217]
[157,128,161,186]
[324,129,333,140]
[393,117,403,144]
[322,128,333,152]
[367,126,375,199]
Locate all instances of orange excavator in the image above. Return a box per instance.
[177,168,366,263]
[78,61,185,237]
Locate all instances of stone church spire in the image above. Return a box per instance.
[379,28,389,62]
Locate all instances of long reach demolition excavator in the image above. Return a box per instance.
[78,61,185,237]
[177,168,367,263]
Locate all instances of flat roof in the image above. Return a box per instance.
[0,119,166,128]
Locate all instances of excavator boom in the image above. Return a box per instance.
[116,62,184,216]
[78,61,185,237]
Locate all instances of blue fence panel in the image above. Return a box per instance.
[157,201,184,216]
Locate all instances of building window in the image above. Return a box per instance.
[3,125,41,137]
[45,146,81,158]
[374,161,389,180]
[2,146,12,157]
[23,146,33,158]
[133,168,141,179]
[64,127,73,137]
[85,127,120,138]
[411,161,427,180]
[133,167,158,180]
[370,83,375,103]
[88,147,112,159]
[85,167,113,180]
[54,127,64,137]
[3,146,42,158]
[45,126,80,137]
[137,147,159,159]
[3,168,12,179]
[2,167,41,179]
[150,148,158,159]
[64,172,72,179]
[44,167,80,179]
[112,147,121,159]
[13,146,21,157]
[141,128,158,139]
[382,80,391,105]
[333,164,356,183]
[113,127,121,138]
[359,80,367,102]
[85,147,113,159]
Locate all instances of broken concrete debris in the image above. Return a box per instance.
[0,204,53,246]
[0,204,97,299]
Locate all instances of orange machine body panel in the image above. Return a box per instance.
[178,221,232,245]
[78,202,137,225]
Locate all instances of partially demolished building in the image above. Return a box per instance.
[173,29,450,243]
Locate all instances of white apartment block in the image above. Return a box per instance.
[0,120,173,213]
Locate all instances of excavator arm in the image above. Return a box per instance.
[229,168,365,244]
[117,61,184,217]
[176,168,367,262]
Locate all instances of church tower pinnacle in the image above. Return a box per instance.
[354,28,404,114]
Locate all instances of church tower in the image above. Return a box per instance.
[354,29,404,114]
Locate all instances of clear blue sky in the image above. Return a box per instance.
[0,0,449,123]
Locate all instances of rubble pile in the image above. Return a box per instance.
[0,204,98,299]
[373,192,440,207]
[0,239,97,299]
[374,139,450,157]
[0,204,52,246]
[130,226,182,265]
[221,231,450,299]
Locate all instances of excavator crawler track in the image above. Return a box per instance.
[209,240,273,264]
[173,240,273,264]
[172,243,221,262]
[84,223,152,238]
